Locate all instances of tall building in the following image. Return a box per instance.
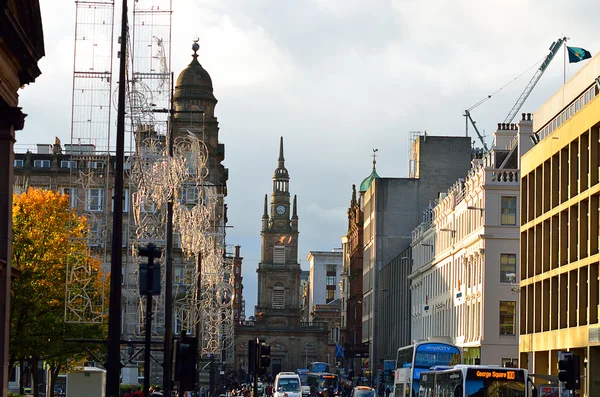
[307,250,343,315]
[307,250,343,369]
[234,138,327,374]
[360,135,472,382]
[0,1,44,393]
[520,52,600,396]
[340,184,368,375]
[408,117,534,367]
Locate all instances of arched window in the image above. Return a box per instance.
[273,283,285,309]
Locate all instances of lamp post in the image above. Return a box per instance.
[467,205,485,216]
[106,0,128,395]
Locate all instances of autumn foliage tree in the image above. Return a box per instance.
[11,188,107,396]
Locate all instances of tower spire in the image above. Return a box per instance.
[293,195,298,218]
[263,194,268,217]
[278,136,285,168]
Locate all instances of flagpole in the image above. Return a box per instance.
[564,41,566,84]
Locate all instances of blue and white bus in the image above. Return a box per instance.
[309,362,330,373]
[393,341,462,397]
[418,365,532,397]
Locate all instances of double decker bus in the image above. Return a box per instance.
[393,341,462,397]
[418,365,532,397]
[309,362,330,373]
[306,373,339,397]
[297,368,310,385]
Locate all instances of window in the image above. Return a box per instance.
[273,283,285,309]
[273,246,285,265]
[87,188,105,212]
[111,188,129,213]
[185,186,198,203]
[14,159,23,168]
[33,159,50,168]
[326,289,335,302]
[60,187,77,208]
[61,160,77,168]
[326,275,336,286]
[88,161,105,169]
[499,301,516,335]
[500,254,517,283]
[174,266,183,285]
[140,196,156,213]
[88,221,101,246]
[501,196,517,225]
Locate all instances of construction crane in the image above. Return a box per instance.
[464,36,567,150]
[504,37,566,123]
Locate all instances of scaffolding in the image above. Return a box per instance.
[66,0,234,369]
[65,0,115,324]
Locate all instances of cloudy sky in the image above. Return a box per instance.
[17,0,600,315]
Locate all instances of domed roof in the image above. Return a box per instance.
[359,150,380,192]
[173,41,217,102]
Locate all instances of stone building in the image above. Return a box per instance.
[0,1,45,393]
[234,138,328,375]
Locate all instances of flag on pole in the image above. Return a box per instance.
[567,46,592,63]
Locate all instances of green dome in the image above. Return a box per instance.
[360,150,380,192]
[359,168,380,192]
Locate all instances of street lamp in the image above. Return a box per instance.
[467,206,485,216]
[439,228,456,238]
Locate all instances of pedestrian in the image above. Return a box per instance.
[151,386,165,397]
[134,387,144,397]
[124,389,134,397]
[385,386,391,397]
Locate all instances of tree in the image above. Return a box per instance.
[10,188,108,397]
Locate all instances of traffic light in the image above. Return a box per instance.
[138,243,161,296]
[175,334,198,392]
[249,339,257,374]
[260,343,271,368]
[558,354,580,390]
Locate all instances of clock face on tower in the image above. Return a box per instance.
[276,205,286,215]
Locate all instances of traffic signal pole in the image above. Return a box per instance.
[253,338,259,397]
[139,243,161,397]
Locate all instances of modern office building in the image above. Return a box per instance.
[408,117,535,366]
[307,249,343,316]
[520,52,600,396]
[360,135,473,381]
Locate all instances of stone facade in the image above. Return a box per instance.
[0,0,45,393]
[234,138,328,375]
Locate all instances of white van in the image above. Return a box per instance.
[274,372,302,397]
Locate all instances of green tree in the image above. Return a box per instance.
[10,188,107,397]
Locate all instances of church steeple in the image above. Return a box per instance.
[273,136,290,194]
[257,136,301,328]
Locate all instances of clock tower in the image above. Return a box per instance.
[256,136,301,327]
